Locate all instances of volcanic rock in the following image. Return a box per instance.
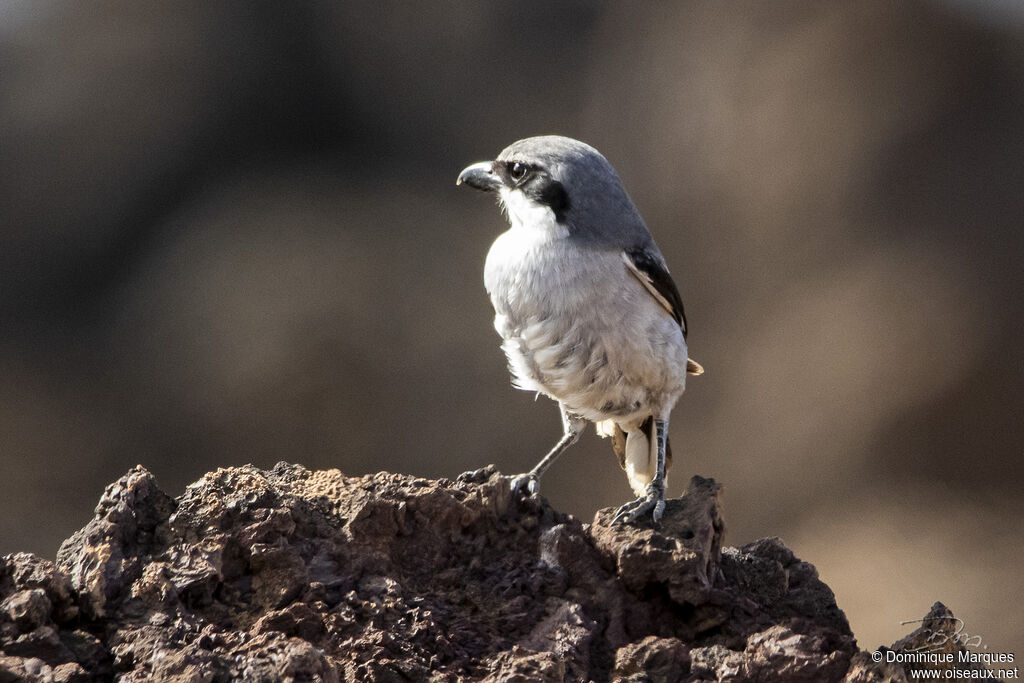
[0,464,994,681]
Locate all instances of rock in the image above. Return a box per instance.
[0,464,994,681]
[591,476,724,608]
[55,465,176,620]
[2,590,52,631]
[843,650,910,683]
[690,643,747,680]
[736,624,853,681]
[613,635,691,682]
[843,602,1003,683]
[0,554,77,625]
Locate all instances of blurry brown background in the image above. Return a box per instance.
[1,0,1021,657]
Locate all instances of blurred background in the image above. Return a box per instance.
[1,0,1021,657]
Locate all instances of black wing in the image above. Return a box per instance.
[622,247,689,338]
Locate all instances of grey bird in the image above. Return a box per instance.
[457,136,703,524]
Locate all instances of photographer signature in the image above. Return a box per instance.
[900,616,986,653]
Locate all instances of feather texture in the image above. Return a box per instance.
[622,248,688,337]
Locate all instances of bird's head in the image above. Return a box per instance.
[457,135,644,241]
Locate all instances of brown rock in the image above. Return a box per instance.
[0,464,984,681]
[252,603,326,642]
[482,646,565,682]
[613,635,691,682]
[843,650,909,683]
[55,466,176,620]
[50,662,90,683]
[845,602,1002,682]
[0,554,77,626]
[2,590,52,631]
[737,624,854,682]
[592,476,724,608]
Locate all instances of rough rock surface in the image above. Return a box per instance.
[0,464,995,681]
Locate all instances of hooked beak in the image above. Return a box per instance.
[456,161,502,192]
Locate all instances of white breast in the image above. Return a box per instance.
[484,189,568,279]
[482,191,688,420]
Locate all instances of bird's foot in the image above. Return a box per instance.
[508,471,541,497]
[611,484,666,525]
[456,465,495,484]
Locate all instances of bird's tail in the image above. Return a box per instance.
[597,417,672,497]
[624,418,658,496]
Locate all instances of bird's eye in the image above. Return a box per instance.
[508,162,529,183]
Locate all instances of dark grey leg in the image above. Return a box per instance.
[611,417,668,524]
[510,405,585,496]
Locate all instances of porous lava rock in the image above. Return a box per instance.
[0,464,993,681]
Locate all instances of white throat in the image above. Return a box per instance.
[499,188,568,238]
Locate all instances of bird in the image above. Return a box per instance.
[456,135,703,524]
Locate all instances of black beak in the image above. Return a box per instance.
[457,161,502,192]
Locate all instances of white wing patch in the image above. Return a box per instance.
[621,251,675,320]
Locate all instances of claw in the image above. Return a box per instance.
[457,466,492,484]
[509,473,540,497]
[611,485,665,525]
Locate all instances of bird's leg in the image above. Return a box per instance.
[612,416,668,524]
[510,405,585,496]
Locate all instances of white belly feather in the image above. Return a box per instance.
[484,191,687,424]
